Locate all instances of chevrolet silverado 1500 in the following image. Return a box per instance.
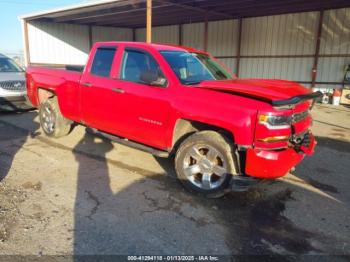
[26,42,321,198]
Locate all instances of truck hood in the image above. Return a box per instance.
[0,72,25,82]
[196,79,318,105]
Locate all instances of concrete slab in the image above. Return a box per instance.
[0,104,349,255]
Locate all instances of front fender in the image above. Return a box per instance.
[166,104,258,149]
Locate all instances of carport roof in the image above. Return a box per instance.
[20,0,350,28]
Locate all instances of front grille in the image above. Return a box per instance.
[291,131,310,149]
[0,80,26,92]
[291,130,308,144]
[293,110,309,123]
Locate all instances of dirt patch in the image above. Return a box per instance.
[22,181,42,191]
[0,182,27,243]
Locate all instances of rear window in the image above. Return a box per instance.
[90,47,117,77]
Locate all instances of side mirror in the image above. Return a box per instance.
[140,70,167,87]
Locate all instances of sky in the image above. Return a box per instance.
[0,0,83,54]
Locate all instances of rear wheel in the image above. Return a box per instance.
[175,131,237,198]
[39,97,72,138]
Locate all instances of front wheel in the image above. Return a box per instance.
[175,131,238,198]
[39,97,72,138]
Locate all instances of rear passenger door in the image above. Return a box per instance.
[80,45,123,133]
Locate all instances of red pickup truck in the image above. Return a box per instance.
[26,42,321,198]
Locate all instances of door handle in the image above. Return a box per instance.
[82,82,92,87]
[112,88,125,94]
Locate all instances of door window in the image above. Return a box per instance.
[90,47,117,77]
[120,49,165,85]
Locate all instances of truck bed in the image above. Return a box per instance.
[26,66,82,108]
[26,65,84,123]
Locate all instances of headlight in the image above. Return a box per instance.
[258,114,292,129]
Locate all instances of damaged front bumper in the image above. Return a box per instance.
[245,132,316,179]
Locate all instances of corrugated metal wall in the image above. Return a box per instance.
[182,23,205,50]
[135,21,238,70]
[136,25,179,44]
[239,11,319,83]
[133,8,350,89]
[27,22,133,65]
[135,22,205,49]
[317,8,350,88]
[208,20,239,72]
[241,12,318,56]
[133,12,321,83]
[92,26,132,43]
[27,7,350,88]
[28,21,90,65]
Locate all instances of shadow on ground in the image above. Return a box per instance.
[72,130,350,256]
[0,111,39,181]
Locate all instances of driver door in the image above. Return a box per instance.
[111,48,172,150]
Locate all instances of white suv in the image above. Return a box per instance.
[0,54,31,111]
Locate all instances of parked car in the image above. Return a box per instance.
[0,54,32,111]
[25,42,321,198]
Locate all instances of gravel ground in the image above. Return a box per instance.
[0,104,349,256]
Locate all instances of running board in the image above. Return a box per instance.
[86,128,170,158]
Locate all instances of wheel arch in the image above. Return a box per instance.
[37,87,55,105]
[171,119,235,153]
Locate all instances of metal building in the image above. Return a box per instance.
[19,0,350,90]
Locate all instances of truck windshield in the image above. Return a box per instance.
[0,57,24,73]
[160,51,233,85]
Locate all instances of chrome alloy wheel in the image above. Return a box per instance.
[41,103,56,134]
[183,144,228,190]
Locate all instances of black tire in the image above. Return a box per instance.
[39,97,72,138]
[175,131,238,198]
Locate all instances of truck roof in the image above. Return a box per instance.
[96,42,208,55]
